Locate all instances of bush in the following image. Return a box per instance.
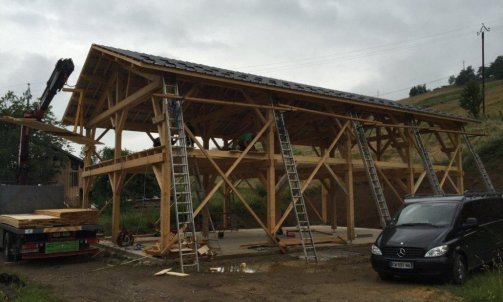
[443,257,503,302]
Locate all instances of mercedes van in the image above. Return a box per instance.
[370,193,503,284]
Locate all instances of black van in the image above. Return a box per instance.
[370,193,503,284]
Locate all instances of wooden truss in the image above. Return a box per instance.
[63,45,475,254]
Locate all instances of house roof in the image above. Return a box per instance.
[94,44,475,123]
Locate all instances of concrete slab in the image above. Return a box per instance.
[94,225,380,261]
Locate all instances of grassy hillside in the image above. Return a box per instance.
[400,79,503,190]
[400,79,503,119]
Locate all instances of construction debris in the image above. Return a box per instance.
[197,245,209,255]
[154,268,172,276]
[166,271,189,277]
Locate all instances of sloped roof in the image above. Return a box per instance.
[96,44,473,122]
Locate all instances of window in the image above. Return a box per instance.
[70,171,79,187]
[393,202,458,227]
[461,200,488,224]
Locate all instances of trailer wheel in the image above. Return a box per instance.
[3,232,14,261]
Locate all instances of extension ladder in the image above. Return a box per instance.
[163,79,200,273]
[462,130,495,192]
[410,120,443,196]
[274,110,318,263]
[351,113,391,228]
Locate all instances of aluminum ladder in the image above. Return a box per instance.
[163,80,200,273]
[190,157,222,254]
[274,110,318,263]
[410,120,443,196]
[462,130,495,192]
[350,113,391,228]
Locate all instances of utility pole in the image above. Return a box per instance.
[24,83,32,107]
[477,23,490,116]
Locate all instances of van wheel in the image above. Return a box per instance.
[3,232,14,261]
[378,272,393,281]
[451,253,467,284]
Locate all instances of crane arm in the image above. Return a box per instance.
[17,58,74,184]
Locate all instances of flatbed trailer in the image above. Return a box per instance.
[0,211,101,261]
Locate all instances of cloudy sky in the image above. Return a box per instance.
[1,0,502,151]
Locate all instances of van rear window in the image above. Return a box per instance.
[392,203,458,227]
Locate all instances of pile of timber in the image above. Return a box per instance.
[0,214,63,228]
[35,209,99,225]
[0,209,99,228]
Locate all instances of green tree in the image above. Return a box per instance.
[89,147,160,207]
[409,84,429,97]
[455,66,477,86]
[448,75,456,85]
[459,80,482,118]
[487,56,503,80]
[0,89,70,184]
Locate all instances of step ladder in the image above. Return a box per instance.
[410,120,443,196]
[273,110,318,263]
[190,157,222,254]
[350,113,391,228]
[462,130,495,192]
[163,79,200,273]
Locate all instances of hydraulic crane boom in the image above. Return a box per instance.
[17,58,74,185]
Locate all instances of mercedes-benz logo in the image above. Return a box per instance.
[397,248,406,258]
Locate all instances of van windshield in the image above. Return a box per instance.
[392,202,458,227]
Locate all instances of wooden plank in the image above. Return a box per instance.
[154,268,172,276]
[0,116,102,145]
[0,214,61,228]
[165,271,189,277]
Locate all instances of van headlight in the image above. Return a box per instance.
[424,245,449,257]
[371,244,382,256]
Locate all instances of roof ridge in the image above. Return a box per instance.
[93,44,477,123]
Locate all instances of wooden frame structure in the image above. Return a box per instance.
[62,44,477,253]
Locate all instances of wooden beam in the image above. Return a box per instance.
[345,127,355,240]
[192,119,273,216]
[376,167,404,203]
[413,171,427,195]
[456,134,464,194]
[439,145,461,188]
[87,79,161,127]
[322,163,348,195]
[187,122,283,250]
[272,121,349,234]
[266,110,276,233]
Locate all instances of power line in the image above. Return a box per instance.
[236,21,502,74]
[380,76,452,97]
[245,30,480,74]
[239,25,473,70]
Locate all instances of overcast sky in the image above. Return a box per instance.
[1,0,502,152]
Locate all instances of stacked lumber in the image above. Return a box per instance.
[0,214,62,228]
[34,209,99,225]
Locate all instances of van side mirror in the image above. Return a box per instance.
[462,217,478,229]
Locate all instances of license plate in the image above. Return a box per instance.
[45,241,79,254]
[389,261,413,269]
